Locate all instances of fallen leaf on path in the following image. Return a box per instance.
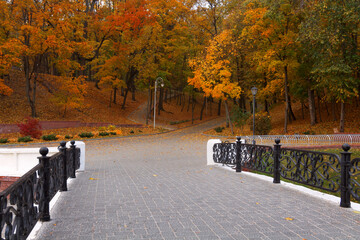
[143,187,148,189]
[256,202,260,205]
[89,178,98,180]
[285,217,293,221]
[153,174,157,177]
[354,211,360,214]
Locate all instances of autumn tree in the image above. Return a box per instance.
[189,30,242,133]
[242,0,301,133]
[300,0,360,132]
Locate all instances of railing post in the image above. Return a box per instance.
[340,143,351,208]
[236,136,242,172]
[273,139,281,184]
[59,141,68,192]
[38,147,51,222]
[70,140,76,178]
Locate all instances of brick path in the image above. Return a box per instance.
[34,118,360,240]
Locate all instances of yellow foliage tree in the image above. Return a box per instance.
[188,30,242,133]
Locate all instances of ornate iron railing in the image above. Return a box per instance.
[212,138,360,207]
[213,142,236,166]
[279,148,341,192]
[0,141,80,240]
[240,144,274,174]
[350,158,360,201]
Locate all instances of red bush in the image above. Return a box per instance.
[17,117,42,139]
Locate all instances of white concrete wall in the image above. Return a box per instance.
[0,141,85,177]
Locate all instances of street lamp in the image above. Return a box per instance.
[154,77,164,128]
[251,86,258,144]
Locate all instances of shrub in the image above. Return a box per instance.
[130,130,134,134]
[98,126,106,132]
[107,125,116,131]
[303,130,315,135]
[42,134,58,141]
[17,117,42,138]
[0,138,8,144]
[18,136,33,142]
[248,112,272,135]
[79,132,94,138]
[214,127,225,133]
[99,132,109,136]
[65,135,72,139]
[109,132,116,135]
[230,106,251,130]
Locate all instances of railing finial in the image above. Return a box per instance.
[60,141,66,148]
[39,147,49,157]
[275,139,280,145]
[342,143,351,152]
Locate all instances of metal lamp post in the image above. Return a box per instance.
[251,86,258,144]
[154,77,164,128]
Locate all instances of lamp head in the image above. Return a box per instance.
[251,86,258,96]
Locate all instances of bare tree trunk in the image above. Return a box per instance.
[132,88,136,101]
[146,82,150,125]
[158,88,164,115]
[187,94,191,112]
[224,100,234,134]
[113,88,117,104]
[308,89,317,126]
[317,92,322,122]
[149,89,153,118]
[264,99,269,114]
[109,90,112,108]
[288,96,296,122]
[339,102,345,132]
[122,88,129,109]
[284,66,289,133]
[191,94,195,124]
[218,99,222,116]
[200,96,206,120]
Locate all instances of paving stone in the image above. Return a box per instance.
[33,119,360,240]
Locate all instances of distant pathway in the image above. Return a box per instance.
[34,118,360,240]
[127,102,176,130]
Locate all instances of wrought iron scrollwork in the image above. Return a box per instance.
[279,148,341,192]
[350,158,360,201]
[0,164,42,240]
[49,152,64,200]
[66,149,74,178]
[75,148,81,170]
[241,144,274,174]
[213,142,236,166]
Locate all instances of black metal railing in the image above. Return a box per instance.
[213,141,236,166]
[213,138,360,208]
[279,148,341,192]
[0,141,80,240]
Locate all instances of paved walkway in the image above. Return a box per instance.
[127,101,176,130]
[34,118,360,240]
